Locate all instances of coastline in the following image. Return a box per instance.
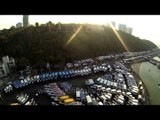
[129,62,150,105]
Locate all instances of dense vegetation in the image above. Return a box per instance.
[0,22,158,70]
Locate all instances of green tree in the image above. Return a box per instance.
[35,22,39,27]
[0,23,158,71]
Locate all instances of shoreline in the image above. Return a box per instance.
[129,62,150,105]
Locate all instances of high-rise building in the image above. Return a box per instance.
[125,27,133,34]
[0,56,16,78]
[0,62,7,78]
[23,15,29,27]
[16,22,22,28]
[118,24,126,32]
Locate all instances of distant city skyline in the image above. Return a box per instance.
[23,15,29,27]
[0,15,160,47]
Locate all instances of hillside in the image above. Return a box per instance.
[0,23,158,69]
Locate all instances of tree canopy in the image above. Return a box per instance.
[0,23,158,70]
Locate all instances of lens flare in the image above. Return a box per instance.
[109,23,129,52]
[65,24,83,47]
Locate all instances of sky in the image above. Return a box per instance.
[0,15,160,47]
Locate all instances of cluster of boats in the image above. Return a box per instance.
[76,88,88,102]
[93,64,111,73]
[44,83,80,105]
[149,59,160,69]
[10,93,37,105]
[44,83,65,100]
[126,73,139,97]
[2,55,147,105]
[3,67,92,93]
[2,60,125,95]
[3,84,13,93]
[59,82,72,93]
[96,74,127,91]
[16,93,28,105]
[11,72,59,90]
[66,58,94,68]
[85,79,94,86]
[86,83,140,105]
[48,78,142,105]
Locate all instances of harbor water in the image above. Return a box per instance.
[131,62,160,105]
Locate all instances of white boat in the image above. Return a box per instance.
[86,95,92,105]
[98,101,103,105]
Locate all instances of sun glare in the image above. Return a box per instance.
[109,23,130,52]
[0,15,160,46]
[65,24,83,47]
